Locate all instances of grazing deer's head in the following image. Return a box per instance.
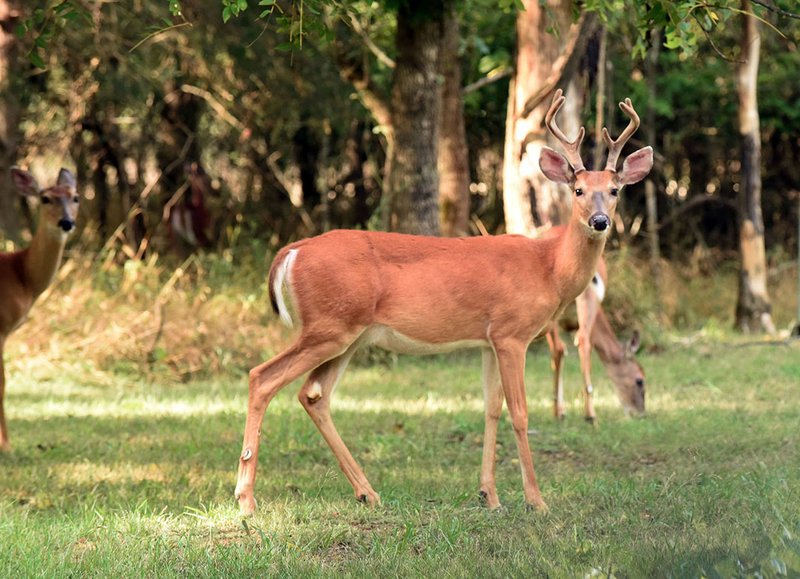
[539,89,653,239]
[607,330,646,416]
[11,167,80,238]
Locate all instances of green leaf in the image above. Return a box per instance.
[259,0,275,4]
[222,6,232,22]
[275,42,293,51]
[29,51,45,69]
[237,0,248,10]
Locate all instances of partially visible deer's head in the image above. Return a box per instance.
[539,89,653,238]
[11,167,80,238]
[606,330,646,416]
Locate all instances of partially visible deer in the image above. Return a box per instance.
[0,167,79,450]
[166,162,212,252]
[545,252,645,422]
[234,89,652,515]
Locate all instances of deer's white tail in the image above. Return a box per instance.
[271,248,298,327]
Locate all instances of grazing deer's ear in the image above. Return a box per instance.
[617,147,653,186]
[11,167,41,197]
[539,147,574,184]
[57,168,77,192]
[627,330,641,355]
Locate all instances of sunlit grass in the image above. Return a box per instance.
[1,336,799,576]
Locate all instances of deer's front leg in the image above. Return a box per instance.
[545,324,566,420]
[575,292,599,424]
[479,348,503,509]
[492,339,547,511]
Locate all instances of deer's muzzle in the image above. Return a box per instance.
[588,213,610,232]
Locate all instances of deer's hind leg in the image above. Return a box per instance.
[235,330,359,515]
[298,341,380,505]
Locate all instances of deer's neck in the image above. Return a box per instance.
[23,224,68,299]
[589,307,625,365]
[554,220,607,303]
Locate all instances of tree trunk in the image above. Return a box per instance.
[294,122,321,213]
[502,0,589,234]
[0,1,20,243]
[384,0,444,236]
[734,0,775,334]
[644,30,663,321]
[437,3,470,237]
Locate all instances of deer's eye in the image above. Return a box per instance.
[575,188,584,196]
[611,188,619,196]
[73,196,79,204]
[41,196,51,204]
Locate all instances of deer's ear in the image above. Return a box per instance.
[11,167,41,197]
[539,147,574,184]
[618,147,653,186]
[627,330,641,355]
[57,168,77,192]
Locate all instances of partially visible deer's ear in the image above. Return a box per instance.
[539,147,574,184]
[11,167,41,196]
[618,147,653,186]
[627,330,642,355]
[57,168,77,193]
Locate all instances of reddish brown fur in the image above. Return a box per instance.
[543,225,645,420]
[0,168,79,450]
[234,92,653,514]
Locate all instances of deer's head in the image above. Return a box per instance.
[11,167,80,238]
[539,89,653,239]
[606,330,646,416]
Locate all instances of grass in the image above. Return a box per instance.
[1,336,799,577]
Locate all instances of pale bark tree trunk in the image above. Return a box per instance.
[385,0,444,235]
[437,3,469,237]
[0,1,20,243]
[502,1,593,234]
[644,30,663,321]
[734,0,775,334]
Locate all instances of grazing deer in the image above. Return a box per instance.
[234,90,652,514]
[0,167,79,451]
[545,253,645,422]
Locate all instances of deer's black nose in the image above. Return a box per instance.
[58,219,75,232]
[588,213,609,232]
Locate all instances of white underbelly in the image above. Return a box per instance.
[360,324,488,355]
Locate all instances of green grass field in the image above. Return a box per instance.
[1,335,798,577]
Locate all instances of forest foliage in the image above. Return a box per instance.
[1,0,799,329]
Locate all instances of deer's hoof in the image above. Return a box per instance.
[237,492,257,517]
[356,490,381,506]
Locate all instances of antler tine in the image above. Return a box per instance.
[603,97,641,172]
[545,89,586,173]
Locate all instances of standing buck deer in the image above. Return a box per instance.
[0,167,79,451]
[546,252,645,422]
[234,89,652,514]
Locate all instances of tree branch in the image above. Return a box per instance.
[750,0,800,19]
[657,194,739,231]
[462,69,512,95]
[348,13,395,69]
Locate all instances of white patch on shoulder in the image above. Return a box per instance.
[274,248,298,327]
[590,273,606,302]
